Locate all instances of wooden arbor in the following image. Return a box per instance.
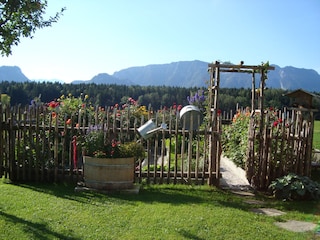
[207,61,275,186]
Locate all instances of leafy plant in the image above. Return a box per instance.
[0,1,65,56]
[269,173,320,200]
[221,109,250,168]
[82,126,145,160]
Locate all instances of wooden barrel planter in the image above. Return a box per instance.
[83,156,135,190]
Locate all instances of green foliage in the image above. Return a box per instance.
[0,1,65,56]
[1,81,312,117]
[83,128,145,160]
[120,141,146,160]
[0,93,10,109]
[221,110,250,168]
[314,120,320,149]
[142,164,175,172]
[46,93,95,125]
[269,173,320,201]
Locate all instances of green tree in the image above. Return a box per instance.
[0,0,65,56]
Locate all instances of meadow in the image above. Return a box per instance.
[0,179,319,240]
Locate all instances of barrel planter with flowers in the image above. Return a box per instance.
[82,127,145,190]
[83,156,135,190]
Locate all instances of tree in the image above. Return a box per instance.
[0,0,65,56]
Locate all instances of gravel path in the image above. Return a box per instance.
[219,156,251,190]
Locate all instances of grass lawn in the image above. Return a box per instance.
[0,178,319,240]
[314,120,320,150]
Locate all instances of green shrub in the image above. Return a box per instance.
[221,110,250,168]
[268,173,320,201]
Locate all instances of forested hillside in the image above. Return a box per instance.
[0,81,319,119]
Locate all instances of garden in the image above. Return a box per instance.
[1,62,320,238]
[0,90,319,239]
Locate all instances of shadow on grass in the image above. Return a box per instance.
[17,182,211,205]
[13,180,319,216]
[15,181,251,211]
[177,229,206,240]
[0,209,78,240]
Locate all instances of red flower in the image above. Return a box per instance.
[49,101,59,109]
[273,121,278,127]
[66,118,72,125]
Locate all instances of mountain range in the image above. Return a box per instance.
[1,60,320,92]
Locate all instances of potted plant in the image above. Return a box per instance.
[82,126,145,190]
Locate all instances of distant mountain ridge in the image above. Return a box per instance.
[1,61,320,92]
[0,66,29,82]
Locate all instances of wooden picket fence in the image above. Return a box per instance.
[0,103,225,185]
[246,107,315,189]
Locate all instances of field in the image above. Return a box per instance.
[0,179,319,240]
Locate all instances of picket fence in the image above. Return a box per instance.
[246,107,315,189]
[0,104,227,185]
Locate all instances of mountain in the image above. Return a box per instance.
[112,60,208,87]
[110,61,320,91]
[1,61,320,92]
[72,73,133,85]
[0,66,29,82]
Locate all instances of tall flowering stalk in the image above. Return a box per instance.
[187,89,206,111]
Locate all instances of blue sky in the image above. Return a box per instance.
[1,0,319,83]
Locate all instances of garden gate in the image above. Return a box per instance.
[208,61,316,190]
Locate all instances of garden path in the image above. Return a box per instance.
[220,156,319,235]
[219,155,251,190]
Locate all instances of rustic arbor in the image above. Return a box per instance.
[207,61,316,190]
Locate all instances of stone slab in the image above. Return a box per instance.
[244,199,265,205]
[274,220,317,233]
[250,208,286,216]
[231,190,255,197]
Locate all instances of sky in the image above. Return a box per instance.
[1,0,319,83]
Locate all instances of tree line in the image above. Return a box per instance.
[0,81,319,119]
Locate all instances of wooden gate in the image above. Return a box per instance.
[207,61,275,187]
[246,107,316,189]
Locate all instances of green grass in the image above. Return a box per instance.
[314,120,320,149]
[0,179,319,240]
